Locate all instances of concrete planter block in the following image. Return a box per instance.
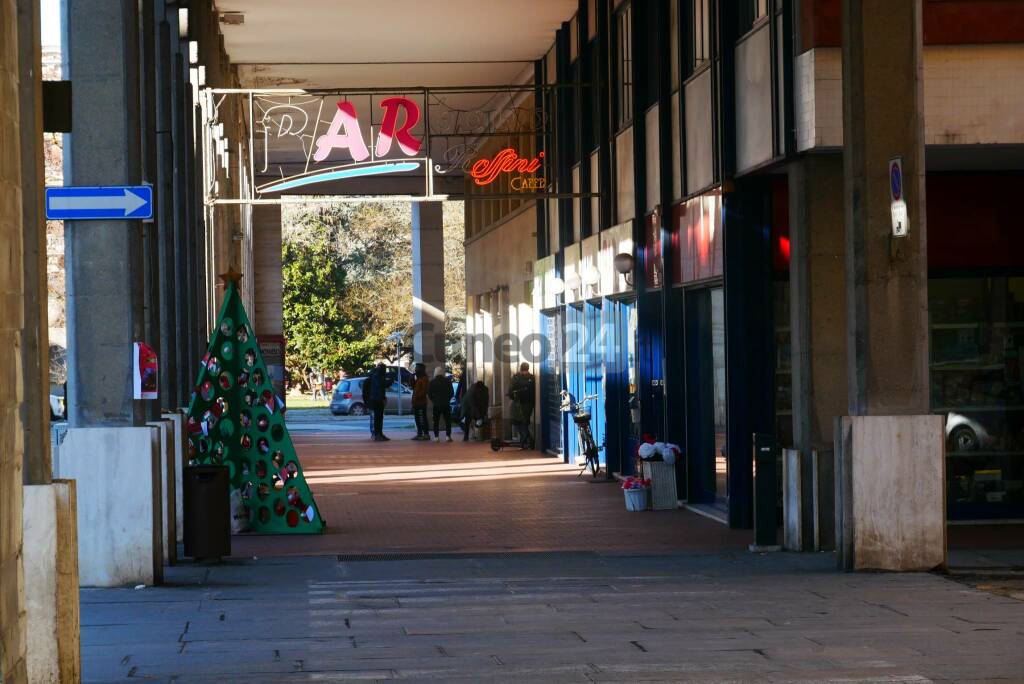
[835,415,946,572]
[55,427,163,586]
[162,410,186,545]
[24,480,80,683]
[148,420,176,565]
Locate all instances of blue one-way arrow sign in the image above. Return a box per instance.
[45,185,153,220]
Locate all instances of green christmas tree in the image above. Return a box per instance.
[186,270,325,534]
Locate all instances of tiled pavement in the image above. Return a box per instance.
[230,421,750,558]
[79,415,1024,682]
[82,552,1024,682]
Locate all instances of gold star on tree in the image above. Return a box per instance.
[219,266,243,287]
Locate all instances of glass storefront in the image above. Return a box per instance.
[930,276,1024,519]
[711,287,728,504]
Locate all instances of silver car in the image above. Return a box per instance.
[329,377,413,416]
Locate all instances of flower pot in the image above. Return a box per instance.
[623,487,648,512]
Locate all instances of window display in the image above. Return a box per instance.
[930,276,1024,518]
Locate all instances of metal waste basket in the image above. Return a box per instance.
[183,465,231,559]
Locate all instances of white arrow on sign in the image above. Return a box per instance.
[48,188,148,216]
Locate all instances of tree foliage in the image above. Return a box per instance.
[281,200,465,379]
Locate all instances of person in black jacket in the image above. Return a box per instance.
[366,363,389,441]
[427,367,455,442]
[464,380,489,442]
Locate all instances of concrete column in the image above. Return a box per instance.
[62,0,164,587]
[411,201,446,371]
[140,0,162,423]
[252,204,283,337]
[790,154,847,451]
[17,0,51,485]
[169,39,191,399]
[66,0,146,426]
[842,0,929,415]
[155,6,179,409]
[788,154,846,550]
[0,0,28,676]
[838,0,942,571]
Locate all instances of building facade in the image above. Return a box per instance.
[463,0,1024,527]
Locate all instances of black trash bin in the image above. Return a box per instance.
[183,465,231,559]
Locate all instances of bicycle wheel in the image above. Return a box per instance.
[587,449,600,477]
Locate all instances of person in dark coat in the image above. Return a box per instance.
[428,367,455,442]
[508,362,535,449]
[464,380,489,442]
[411,363,430,440]
[367,363,389,441]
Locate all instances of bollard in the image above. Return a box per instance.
[749,433,781,552]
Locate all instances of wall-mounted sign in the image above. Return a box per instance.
[469,148,546,190]
[889,156,908,238]
[257,97,424,194]
[45,185,153,220]
[133,342,158,400]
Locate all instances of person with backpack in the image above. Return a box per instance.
[508,362,535,449]
[428,367,455,442]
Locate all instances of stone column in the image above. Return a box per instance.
[0,0,28,676]
[842,0,929,415]
[838,0,942,571]
[411,201,446,371]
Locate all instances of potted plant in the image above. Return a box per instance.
[622,476,651,511]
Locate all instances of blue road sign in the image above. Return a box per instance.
[45,185,153,220]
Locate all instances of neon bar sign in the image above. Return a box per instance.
[313,97,422,162]
[469,148,545,187]
[258,97,424,194]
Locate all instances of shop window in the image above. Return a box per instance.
[930,276,1024,519]
[673,191,723,283]
[689,0,711,74]
[614,3,634,130]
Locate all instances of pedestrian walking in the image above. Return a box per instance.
[367,363,389,441]
[411,363,430,440]
[428,367,455,442]
[508,362,535,449]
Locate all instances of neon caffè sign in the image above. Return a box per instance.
[470,148,547,192]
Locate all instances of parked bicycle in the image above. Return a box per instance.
[560,390,602,478]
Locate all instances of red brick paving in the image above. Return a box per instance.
[230,426,751,558]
